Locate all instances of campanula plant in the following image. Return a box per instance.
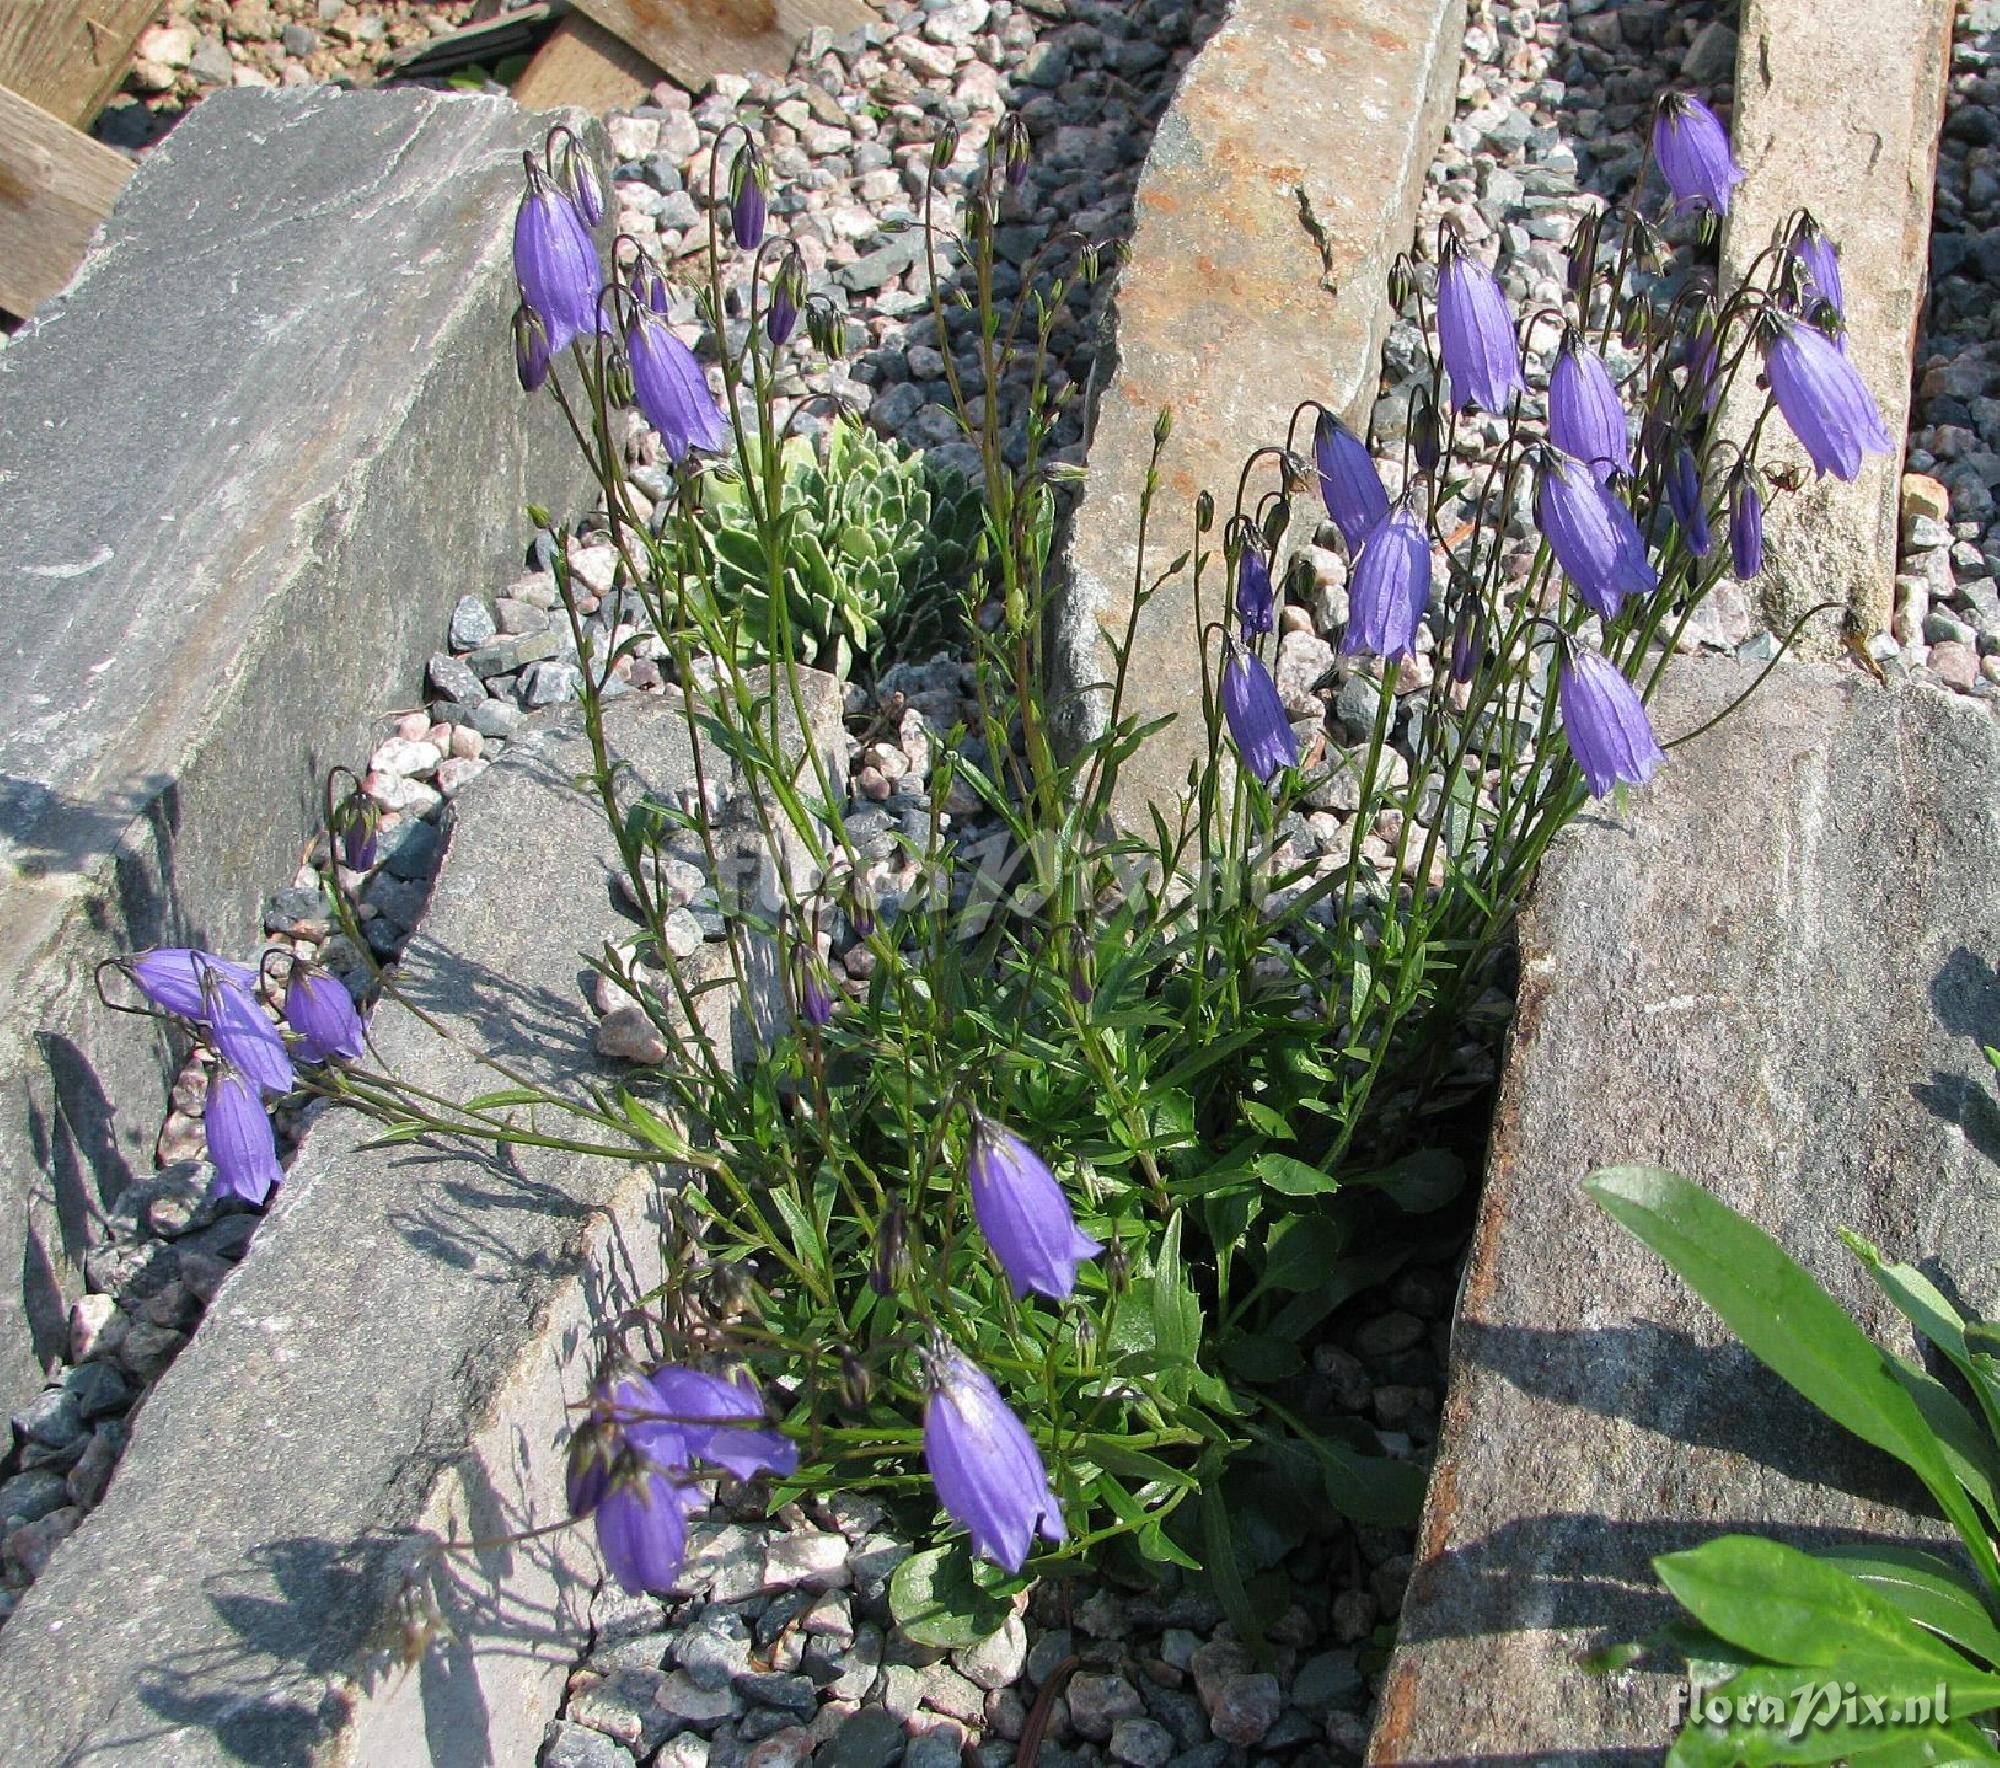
[279,91,1895,1634]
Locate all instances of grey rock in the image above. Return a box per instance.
[379,817,442,881]
[1682,19,1738,83]
[736,1672,817,1715]
[465,631,562,678]
[449,595,497,650]
[520,660,585,708]
[1067,1672,1145,1741]
[1108,1718,1176,1768]
[657,1669,743,1729]
[953,1612,1026,1689]
[11,1386,83,1450]
[428,650,490,706]
[1372,661,2000,1757]
[816,1705,905,1768]
[545,1719,640,1768]
[0,87,592,1420]
[0,1469,70,1527]
[0,686,843,1763]
[836,235,923,294]
[571,1667,674,1757]
[59,1360,129,1421]
[189,35,234,83]
[679,1607,754,1690]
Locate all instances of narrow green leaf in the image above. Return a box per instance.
[1586,1167,2000,1595]
[462,1088,547,1112]
[1255,1153,1341,1197]
[1655,1536,1969,1672]
[1200,1475,1267,1654]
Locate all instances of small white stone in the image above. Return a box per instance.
[371,738,441,779]
[364,774,441,817]
[137,22,197,66]
[434,757,488,798]
[763,1528,849,1592]
[68,1294,118,1363]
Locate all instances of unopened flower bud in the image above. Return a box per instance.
[514,306,551,393]
[930,123,960,172]
[1195,489,1215,532]
[1410,388,1441,474]
[729,147,767,251]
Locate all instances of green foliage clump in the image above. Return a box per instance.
[698,418,984,673]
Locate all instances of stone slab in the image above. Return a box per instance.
[0,679,842,1766]
[0,87,596,1420]
[1048,0,1465,828]
[1369,660,2000,1762]
[1719,0,1954,650]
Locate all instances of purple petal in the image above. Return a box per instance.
[1437,247,1524,414]
[1558,648,1665,800]
[1219,650,1297,788]
[627,311,726,462]
[129,949,258,1020]
[284,966,366,1065]
[594,1471,691,1594]
[1342,508,1432,661]
[205,1066,282,1206]
[923,1354,1065,1574]
[209,979,295,1097]
[967,1120,1102,1304]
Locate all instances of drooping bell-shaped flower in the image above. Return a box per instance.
[1652,92,1744,217]
[1410,385,1442,473]
[284,964,365,1065]
[966,1114,1102,1303]
[1683,304,1722,413]
[768,250,804,346]
[593,1469,691,1595]
[1558,646,1665,799]
[923,1351,1066,1575]
[1535,450,1657,621]
[644,1366,800,1481]
[1449,597,1484,684]
[1730,476,1764,581]
[627,307,726,463]
[1437,236,1525,415]
[1313,411,1390,549]
[129,948,258,1021]
[206,1065,282,1206]
[207,972,295,1097]
[1235,543,1275,642]
[1791,215,1845,329]
[1764,317,1894,483]
[513,172,603,357]
[629,260,671,318]
[730,148,768,251]
[1666,445,1712,558]
[1342,506,1431,661]
[1220,645,1298,786]
[513,306,552,394]
[1548,335,1630,482]
[793,946,835,1029]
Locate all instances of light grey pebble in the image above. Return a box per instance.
[815,1705,905,1768]
[1067,1672,1145,1740]
[954,1612,1027,1690]
[678,1608,754,1690]
[543,1719,639,1768]
[1108,1718,1176,1768]
[450,595,497,650]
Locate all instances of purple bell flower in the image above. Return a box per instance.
[1548,336,1630,483]
[129,948,258,1020]
[966,1115,1102,1303]
[1219,646,1298,786]
[1764,317,1894,483]
[1791,216,1845,328]
[594,1470,691,1596]
[1683,305,1722,413]
[1449,598,1484,684]
[627,308,727,463]
[923,1351,1066,1574]
[794,948,835,1029]
[208,975,294,1097]
[730,150,768,252]
[1535,450,1658,621]
[1730,477,1764,581]
[768,251,804,346]
[1437,237,1525,415]
[1235,544,1275,642]
[1652,92,1744,217]
[1666,445,1712,558]
[1342,506,1431,661]
[284,964,366,1065]
[512,175,603,357]
[1557,646,1665,800]
[206,1065,282,1206]
[567,1363,796,1595]
[1313,411,1390,549]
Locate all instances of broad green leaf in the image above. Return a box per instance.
[888,1545,1016,1648]
[1656,1536,1970,1673]
[1296,1423,1427,1528]
[1344,1148,1466,1214]
[1587,1167,2000,1595]
[1667,1661,2000,1766]
[1819,1544,2000,1669]
[1220,1334,1305,1383]
[1150,1214,1203,1367]
[1255,1153,1342,1197]
[1240,1100,1294,1141]
[1259,1214,1345,1294]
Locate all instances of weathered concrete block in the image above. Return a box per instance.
[0,680,842,1765]
[1369,660,2000,1761]
[1719,0,1954,649]
[1048,0,1464,827]
[0,87,596,1418]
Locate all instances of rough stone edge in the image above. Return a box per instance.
[1046,0,1467,820]
[0,678,844,1766]
[0,89,602,1418]
[1718,0,1954,652]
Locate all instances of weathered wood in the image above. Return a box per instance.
[0,81,132,319]
[569,0,875,90]
[513,11,659,112]
[0,0,158,128]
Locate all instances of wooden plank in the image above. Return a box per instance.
[0,0,159,129]
[0,80,133,319]
[567,0,876,90]
[512,10,660,111]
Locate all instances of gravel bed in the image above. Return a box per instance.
[1897,0,2000,696]
[7,0,1986,1746]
